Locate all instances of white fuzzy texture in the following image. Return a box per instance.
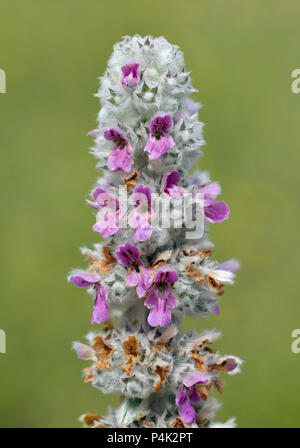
[71,35,241,428]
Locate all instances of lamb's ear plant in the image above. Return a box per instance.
[69,35,242,429]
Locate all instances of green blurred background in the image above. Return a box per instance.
[0,0,300,428]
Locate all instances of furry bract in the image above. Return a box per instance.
[69,35,242,428]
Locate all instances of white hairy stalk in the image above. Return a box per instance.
[69,35,241,428]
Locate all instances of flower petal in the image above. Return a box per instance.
[213,304,220,315]
[162,171,185,196]
[147,297,172,328]
[72,342,95,360]
[88,129,98,138]
[145,134,174,160]
[93,210,119,237]
[92,187,107,201]
[133,185,152,207]
[121,62,140,87]
[198,182,221,206]
[164,289,178,308]
[104,128,126,143]
[133,225,152,243]
[149,114,172,133]
[184,98,200,117]
[154,268,178,284]
[204,201,230,223]
[217,259,240,274]
[127,269,140,287]
[136,266,153,298]
[176,385,187,406]
[91,286,110,324]
[162,170,180,191]
[69,270,100,288]
[145,288,159,308]
[182,371,210,388]
[189,386,202,403]
[179,398,196,425]
[116,242,140,266]
[108,147,132,173]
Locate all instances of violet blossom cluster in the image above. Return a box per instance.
[69,35,241,428]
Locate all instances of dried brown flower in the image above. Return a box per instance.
[152,250,172,269]
[93,336,114,370]
[83,366,94,383]
[82,413,102,426]
[121,335,141,376]
[124,171,138,191]
[153,364,170,392]
[171,417,186,428]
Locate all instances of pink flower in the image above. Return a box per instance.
[87,129,99,138]
[213,304,220,315]
[89,188,123,238]
[197,182,230,223]
[121,62,140,87]
[176,98,200,121]
[145,267,178,328]
[72,342,95,360]
[213,259,239,316]
[176,372,210,424]
[129,185,153,242]
[161,170,185,197]
[104,128,132,173]
[91,284,110,324]
[69,270,100,288]
[116,242,153,298]
[69,271,110,324]
[217,259,240,274]
[144,114,175,160]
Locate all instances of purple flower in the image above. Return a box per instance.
[129,185,153,242]
[116,242,140,266]
[104,128,132,173]
[69,270,101,288]
[226,360,238,372]
[91,284,110,324]
[213,304,220,315]
[72,342,95,360]
[144,114,175,160]
[208,357,240,374]
[69,271,110,324]
[211,260,239,316]
[145,267,178,328]
[121,62,140,87]
[87,129,99,138]
[184,99,200,116]
[197,182,230,223]
[176,372,210,425]
[89,188,123,238]
[161,171,185,197]
[217,259,240,274]
[176,99,200,121]
[116,242,153,298]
